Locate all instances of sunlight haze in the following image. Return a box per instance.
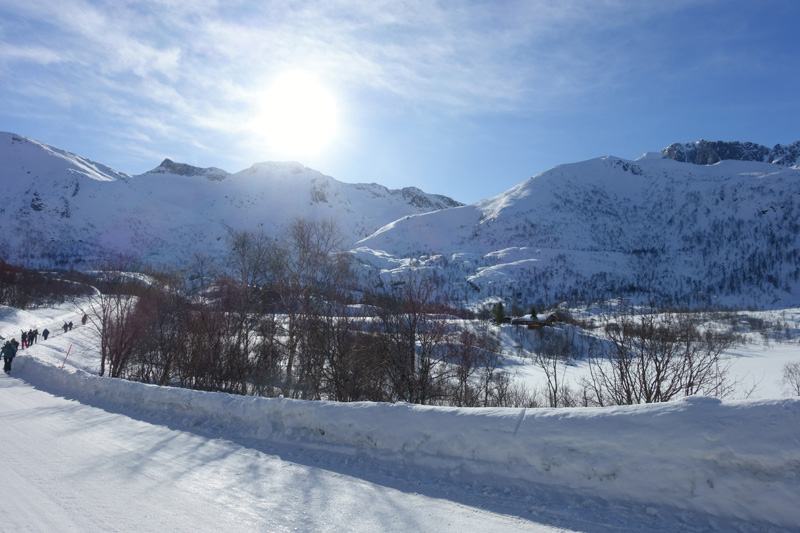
[255,71,338,157]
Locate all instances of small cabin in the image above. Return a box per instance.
[510,314,559,329]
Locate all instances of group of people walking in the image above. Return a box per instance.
[0,315,85,375]
[2,326,50,375]
[20,328,40,348]
[1,326,50,374]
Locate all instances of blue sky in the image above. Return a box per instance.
[1,1,798,204]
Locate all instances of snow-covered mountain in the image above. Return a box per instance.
[4,131,799,309]
[355,148,800,309]
[0,132,461,268]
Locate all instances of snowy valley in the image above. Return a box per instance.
[1,133,800,531]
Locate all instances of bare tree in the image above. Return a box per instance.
[224,229,278,394]
[123,270,188,386]
[269,217,347,398]
[783,361,800,396]
[307,302,381,402]
[587,308,736,405]
[374,270,453,404]
[450,329,482,406]
[448,323,501,407]
[515,324,581,407]
[81,261,149,378]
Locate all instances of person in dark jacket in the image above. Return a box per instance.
[42,328,50,341]
[21,331,28,349]
[63,322,69,333]
[2,340,17,374]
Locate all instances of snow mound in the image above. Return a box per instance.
[12,354,800,530]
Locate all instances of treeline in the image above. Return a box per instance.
[85,218,523,407]
[0,261,94,308]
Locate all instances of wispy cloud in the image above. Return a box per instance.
[0,0,730,167]
[0,43,64,65]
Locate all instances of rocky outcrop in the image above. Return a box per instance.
[662,140,800,167]
[769,142,800,166]
[146,158,229,181]
[397,186,463,210]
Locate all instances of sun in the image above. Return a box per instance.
[256,71,338,157]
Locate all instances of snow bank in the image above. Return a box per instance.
[14,355,800,529]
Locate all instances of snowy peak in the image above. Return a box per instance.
[0,132,463,269]
[241,161,308,175]
[662,139,800,166]
[0,131,131,183]
[145,158,229,181]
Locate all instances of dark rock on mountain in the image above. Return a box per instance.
[399,187,462,210]
[662,140,800,166]
[146,159,229,181]
[769,142,800,166]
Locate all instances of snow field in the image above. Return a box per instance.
[12,349,800,529]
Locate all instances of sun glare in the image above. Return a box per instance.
[256,71,338,157]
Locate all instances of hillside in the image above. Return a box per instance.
[355,151,800,309]
[0,132,461,268]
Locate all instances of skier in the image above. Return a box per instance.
[21,330,28,349]
[68,321,73,331]
[63,322,69,333]
[2,339,17,374]
[42,328,50,341]
[82,314,88,326]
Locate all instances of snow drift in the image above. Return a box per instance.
[13,354,800,529]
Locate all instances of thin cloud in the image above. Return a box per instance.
[0,0,724,168]
[0,43,64,66]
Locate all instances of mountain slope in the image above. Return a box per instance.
[0,132,461,267]
[355,152,800,309]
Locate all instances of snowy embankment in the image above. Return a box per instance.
[11,352,800,530]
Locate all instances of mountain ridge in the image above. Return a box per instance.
[2,131,799,309]
[662,139,800,166]
[0,132,462,268]
[145,158,229,181]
